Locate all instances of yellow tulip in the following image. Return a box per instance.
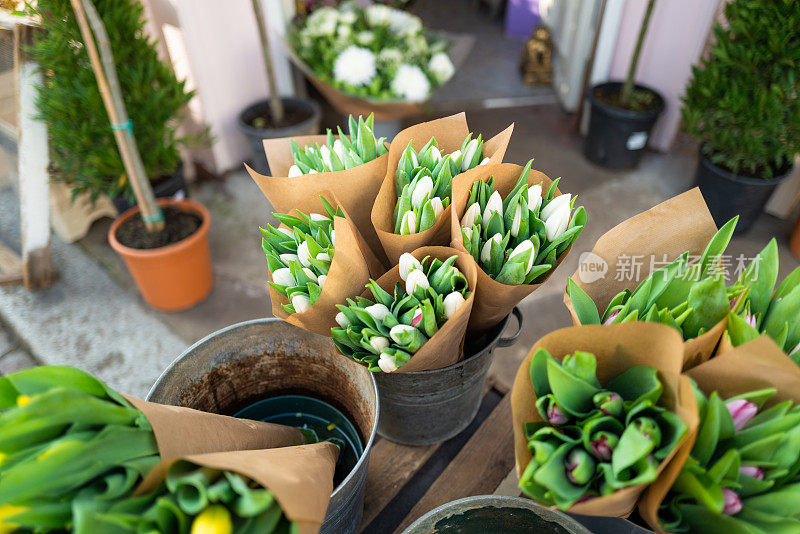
[191,505,233,534]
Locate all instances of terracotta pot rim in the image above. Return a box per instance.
[108,198,211,258]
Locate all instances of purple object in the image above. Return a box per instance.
[505,0,540,40]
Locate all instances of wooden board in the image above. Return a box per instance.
[0,242,22,286]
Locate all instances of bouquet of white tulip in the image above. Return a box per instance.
[331,248,476,373]
[393,134,488,235]
[287,114,387,177]
[461,160,586,285]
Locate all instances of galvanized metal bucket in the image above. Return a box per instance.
[403,495,591,534]
[375,307,522,445]
[147,318,378,534]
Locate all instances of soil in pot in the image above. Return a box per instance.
[593,84,660,113]
[115,206,201,249]
[234,394,363,488]
[245,105,315,130]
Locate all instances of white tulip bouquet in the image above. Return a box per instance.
[331,252,471,373]
[461,160,586,285]
[394,134,488,235]
[287,114,388,177]
[289,2,455,101]
[262,197,341,314]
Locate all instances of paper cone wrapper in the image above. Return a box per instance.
[356,245,477,372]
[562,188,725,368]
[278,33,475,121]
[370,113,513,265]
[136,442,339,534]
[247,135,388,264]
[267,192,385,336]
[639,335,800,533]
[510,323,699,518]
[451,162,573,330]
[125,397,305,460]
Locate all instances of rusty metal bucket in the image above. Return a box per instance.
[375,307,522,445]
[146,318,378,534]
[403,495,591,534]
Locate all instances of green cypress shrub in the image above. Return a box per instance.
[23,0,196,201]
[681,0,800,179]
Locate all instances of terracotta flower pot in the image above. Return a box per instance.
[109,198,213,311]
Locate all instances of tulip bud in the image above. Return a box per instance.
[297,241,312,267]
[390,324,416,345]
[462,226,473,241]
[301,267,318,283]
[603,310,620,326]
[744,310,757,328]
[410,307,423,327]
[330,230,336,246]
[308,169,318,174]
[722,488,742,515]
[277,227,294,237]
[317,274,327,288]
[429,196,444,219]
[480,233,503,264]
[292,294,312,313]
[310,213,331,222]
[565,448,596,486]
[316,252,331,262]
[370,336,390,353]
[430,146,442,162]
[365,303,391,322]
[335,311,351,328]
[399,252,423,281]
[461,139,480,171]
[479,157,490,165]
[593,391,623,417]
[191,505,233,534]
[726,398,758,431]
[320,144,333,169]
[527,184,542,212]
[378,352,399,373]
[547,403,568,425]
[400,210,418,235]
[790,341,800,357]
[279,253,298,265]
[333,138,346,161]
[406,268,430,295]
[461,202,481,228]
[288,165,303,178]
[443,292,466,319]
[635,417,662,445]
[411,175,434,209]
[541,193,571,221]
[449,149,462,165]
[482,190,503,222]
[510,204,522,237]
[509,240,535,274]
[739,465,764,480]
[589,431,618,461]
[271,267,295,287]
[544,204,570,242]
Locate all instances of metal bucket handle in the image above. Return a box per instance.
[497,307,522,348]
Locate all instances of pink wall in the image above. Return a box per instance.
[608,0,721,151]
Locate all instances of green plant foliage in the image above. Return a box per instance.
[681,0,800,179]
[23,0,197,202]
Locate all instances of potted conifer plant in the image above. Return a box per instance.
[682,0,799,234]
[237,0,321,173]
[26,0,198,214]
[584,0,664,169]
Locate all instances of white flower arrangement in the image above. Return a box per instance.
[290,1,454,101]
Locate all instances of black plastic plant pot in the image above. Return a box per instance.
[237,97,322,174]
[584,82,665,170]
[147,318,378,534]
[374,307,522,446]
[112,162,187,215]
[403,495,592,534]
[694,148,792,235]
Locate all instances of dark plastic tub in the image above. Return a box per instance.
[374,308,522,446]
[237,97,322,174]
[584,82,665,169]
[112,162,186,214]
[146,318,378,534]
[694,148,791,234]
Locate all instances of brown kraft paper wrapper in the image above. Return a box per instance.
[267,192,385,336]
[247,134,389,264]
[357,245,477,372]
[277,33,475,121]
[562,188,725,369]
[510,323,699,518]
[125,396,305,460]
[451,162,571,331]
[136,442,339,534]
[370,113,514,265]
[639,335,800,533]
